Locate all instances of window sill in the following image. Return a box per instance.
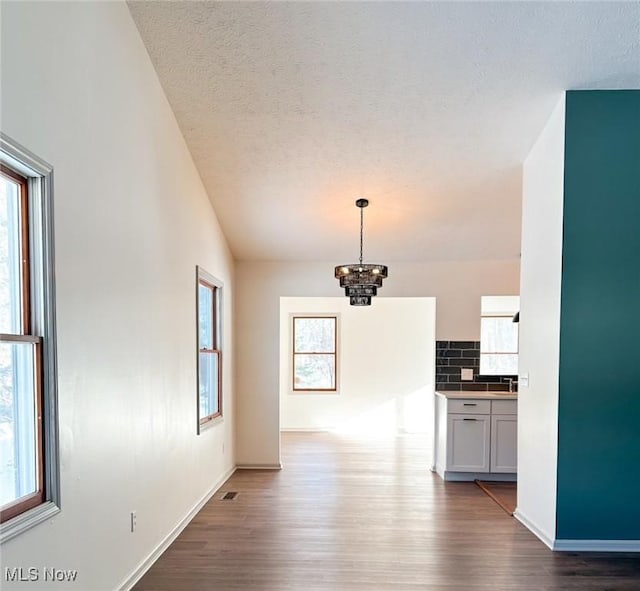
[291,390,341,396]
[198,414,223,433]
[0,501,60,544]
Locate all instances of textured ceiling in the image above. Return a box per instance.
[128,1,639,262]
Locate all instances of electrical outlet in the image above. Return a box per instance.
[130,511,137,533]
[461,368,474,381]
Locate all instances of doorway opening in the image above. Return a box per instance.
[279,297,436,437]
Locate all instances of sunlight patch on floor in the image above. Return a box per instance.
[331,387,433,437]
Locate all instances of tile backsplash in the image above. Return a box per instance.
[436,340,516,392]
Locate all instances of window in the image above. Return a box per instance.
[0,133,59,542]
[479,296,519,376]
[197,267,222,431]
[292,316,337,392]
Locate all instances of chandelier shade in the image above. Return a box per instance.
[334,199,388,306]
[344,286,377,297]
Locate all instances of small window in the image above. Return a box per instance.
[292,316,337,392]
[197,267,222,431]
[1,133,59,542]
[479,296,519,376]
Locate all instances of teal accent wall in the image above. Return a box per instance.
[557,90,640,540]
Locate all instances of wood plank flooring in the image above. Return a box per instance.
[133,432,640,590]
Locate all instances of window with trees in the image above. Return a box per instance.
[292,316,337,392]
[479,296,519,376]
[0,134,58,542]
[197,267,222,431]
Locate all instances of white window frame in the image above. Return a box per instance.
[0,133,60,543]
[479,295,519,377]
[196,266,223,433]
[291,314,340,394]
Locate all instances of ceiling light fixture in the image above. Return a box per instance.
[334,199,388,306]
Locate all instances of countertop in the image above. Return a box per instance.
[435,390,517,400]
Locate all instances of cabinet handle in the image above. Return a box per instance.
[463,418,477,421]
[463,403,476,406]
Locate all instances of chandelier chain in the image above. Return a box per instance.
[359,205,364,265]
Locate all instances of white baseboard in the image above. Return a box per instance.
[513,510,640,552]
[441,471,517,482]
[513,509,555,550]
[553,539,640,552]
[236,463,282,470]
[118,465,236,591]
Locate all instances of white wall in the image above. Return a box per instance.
[481,295,520,316]
[515,94,565,547]
[236,259,518,466]
[1,2,235,589]
[280,297,435,433]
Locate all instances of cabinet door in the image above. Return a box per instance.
[447,415,490,472]
[490,415,517,473]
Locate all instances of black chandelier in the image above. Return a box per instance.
[334,199,388,306]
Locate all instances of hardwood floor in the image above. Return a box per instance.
[134,432,640,590]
